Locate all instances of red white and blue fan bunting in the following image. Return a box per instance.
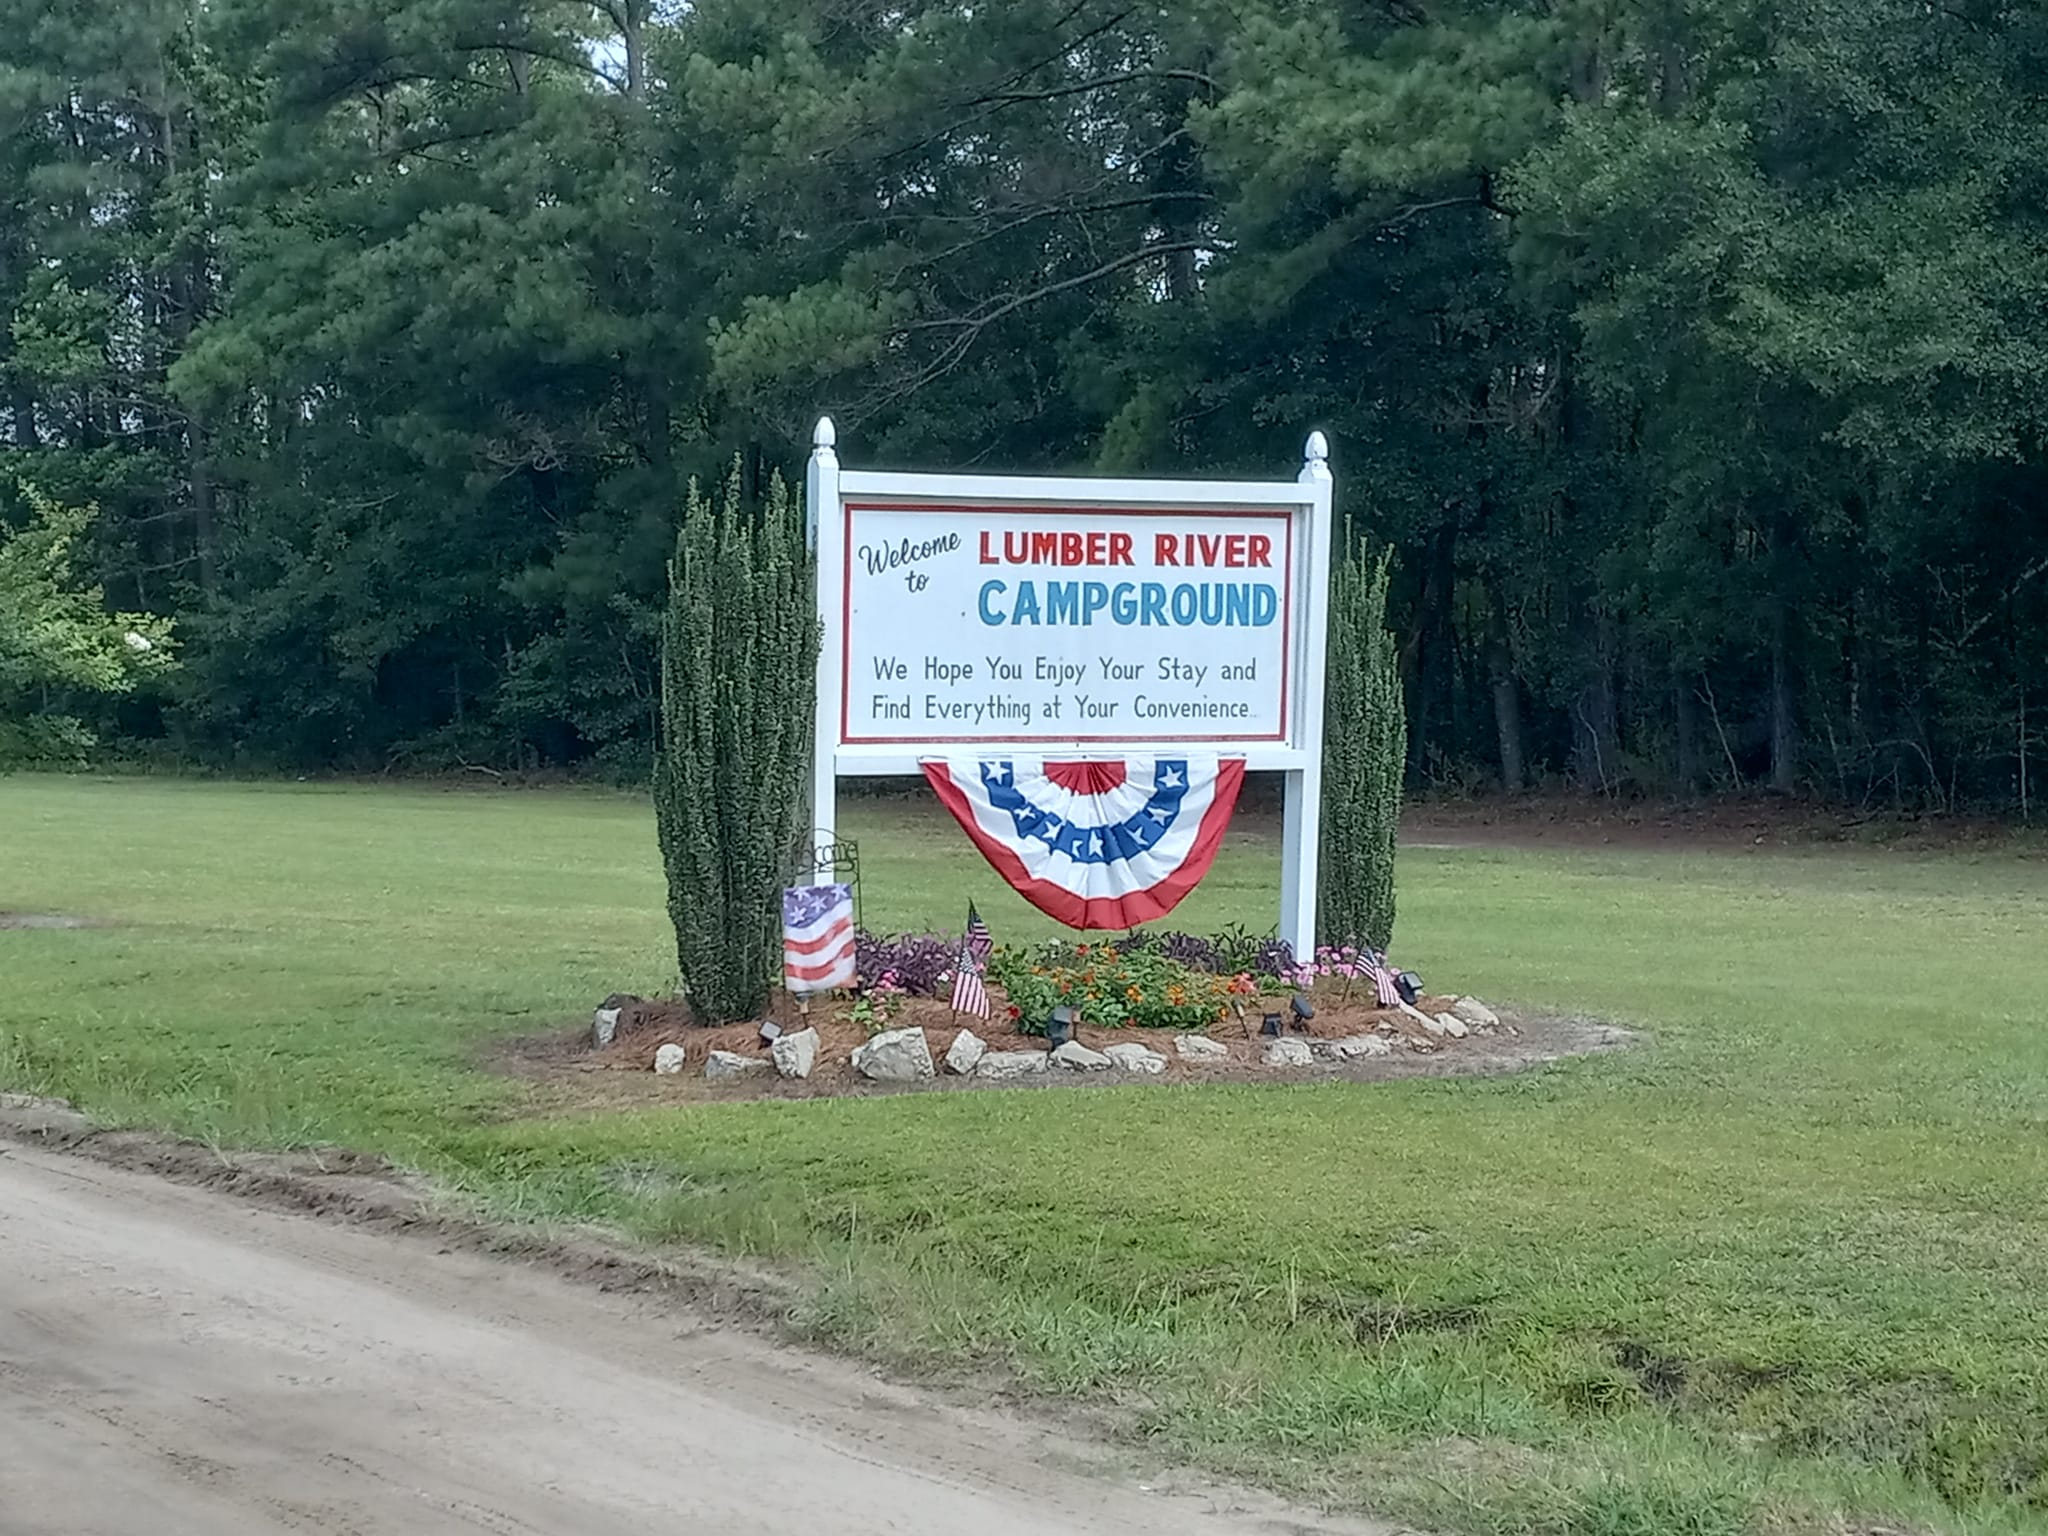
[922,756,1246,931]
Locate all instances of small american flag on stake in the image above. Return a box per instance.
[950,902,993,1020]
[1364,948,1402,1008]
[783,884,856,994]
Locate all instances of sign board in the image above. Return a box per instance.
[806,419,1334,958]
[842,503,1294,746]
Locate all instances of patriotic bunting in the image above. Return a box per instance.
[922,756,1245,931]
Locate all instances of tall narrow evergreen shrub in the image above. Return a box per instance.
[654,463,819,1022]
[1320,539,1406,951]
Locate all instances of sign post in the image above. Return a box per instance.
[805,418,1334,960]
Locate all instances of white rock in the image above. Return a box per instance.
[706,1049,768,1080]
[1400,1001,1447,1036]
[1451,997,1501,1029]
[771,1027,819,1079]
[852,1027,934,1082]
[977,1050,1049,1080]
[1314,1035,1394,1060]
[1051,1040,1113,1071]
[1435,1013,1470,1039]
[1103,1042,1168,1075]
[944,1029,987,1076]
[591,1006,622,1049]
[653,1043,687,1075]
[1176,1034,1230,1059]
[1262,1037,1314,1068]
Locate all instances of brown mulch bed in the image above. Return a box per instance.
[577,984,1480,1084]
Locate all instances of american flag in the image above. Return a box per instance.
[950,903,992,1019]
[1364,947,1402,1008]
[783,884,856,994]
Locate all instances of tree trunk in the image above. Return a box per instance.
[1674,672,1703,792]
[1571,612,1620,793]
[623,1,646,101]
[1485,592,1525,792]
[7,381,34,448]
[190,420,217,591]
[1770,595,1798,794]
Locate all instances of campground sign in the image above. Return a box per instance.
[805,419,1334,954]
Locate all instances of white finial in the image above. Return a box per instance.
[813,415,837,453]
[1300,429,1331,484]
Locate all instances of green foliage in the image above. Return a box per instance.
[1320,540,1405,949]
[652,463,818,1023]
[3,0,2046,811]
[0,488,175,765]
[988,940,1233,1032]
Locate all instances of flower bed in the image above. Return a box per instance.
[989,941,1232,1032]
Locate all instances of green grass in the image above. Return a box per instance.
[3,774,2046,1535]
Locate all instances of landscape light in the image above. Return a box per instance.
[758,1020,782,1046]
[1260,1011,1283,1037]
[1047,1006,1078,1048]
[1290,994,1314,1029]
[1396,972,1423,1005]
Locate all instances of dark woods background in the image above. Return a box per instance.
[4,0,2044,810]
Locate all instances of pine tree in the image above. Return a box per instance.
[1320,539,1405,951]
[653,462,819,1023]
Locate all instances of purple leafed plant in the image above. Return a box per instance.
[854,930,958,996]
[1156,931,1220,971]
[1111,930,1294,981]
[1253,937,1297,981]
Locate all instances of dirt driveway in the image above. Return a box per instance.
[0,1141,1386,1536]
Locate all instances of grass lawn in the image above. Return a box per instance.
[3,774,2046,1536]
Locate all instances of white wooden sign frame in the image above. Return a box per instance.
[804,417,1334,959]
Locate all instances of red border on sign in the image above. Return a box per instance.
[840,502,1295,747]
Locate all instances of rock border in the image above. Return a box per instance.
[534,998,1634,1103]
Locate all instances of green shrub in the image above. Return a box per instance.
[0,486,176,767]
[1319,538,1405,949]
[652,462,819,1023]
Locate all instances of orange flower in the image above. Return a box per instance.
[1166,984,1186,1006]
[1125,984,1143,1003]
[1076,943,1092,955]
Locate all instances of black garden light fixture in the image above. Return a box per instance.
[1290,994,1314,1030]
[758,1020,782,1047]
[1260,1011,1284,1037]
[1396,971,1423,1005]
[1047,1005,1078,1048]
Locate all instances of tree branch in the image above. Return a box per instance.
[972,68,1217,107]
[897,239,1206,336]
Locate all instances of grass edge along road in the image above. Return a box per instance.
[2,775,2045,1536]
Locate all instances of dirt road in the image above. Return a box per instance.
[0,1142,1385,1536]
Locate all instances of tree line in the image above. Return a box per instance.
[3,0,2043,811]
